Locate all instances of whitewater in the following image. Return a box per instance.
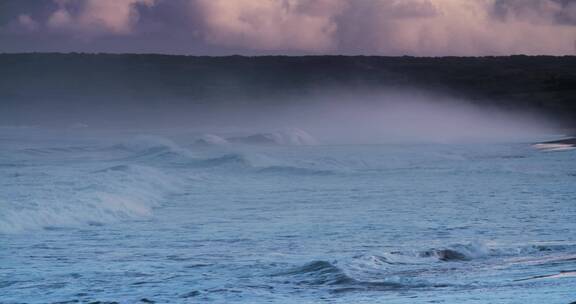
[1,127,575,304]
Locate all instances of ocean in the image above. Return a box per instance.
[1,127,575,303]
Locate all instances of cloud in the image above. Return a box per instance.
[494,0,576,27]
[17,14,39,31]
[47,0,155,35]
[188,0,575,55]
[2,0,575,55]
[193,0,347,51]
[334,0,576,55]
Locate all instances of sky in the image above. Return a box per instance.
[0,0,575,56]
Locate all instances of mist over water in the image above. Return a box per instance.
[2,89,558,144]
[244,91,557,144]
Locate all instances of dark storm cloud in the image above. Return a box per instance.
[0,0,575,55]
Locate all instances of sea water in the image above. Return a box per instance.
[1,128,575,303]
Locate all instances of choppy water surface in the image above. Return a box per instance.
[1,129,575,304]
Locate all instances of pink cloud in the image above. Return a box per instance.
[194,0,346,52]
[189,0,575,55]
[17,14,39,32]
[47,0,155,35]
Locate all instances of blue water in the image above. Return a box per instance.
[1,129,575,303]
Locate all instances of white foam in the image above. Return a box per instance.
[532,143,576,152]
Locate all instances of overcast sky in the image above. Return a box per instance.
[1,0,575,56]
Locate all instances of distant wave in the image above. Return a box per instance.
[18,135,196,162]
[193,129,318,146]
[192,152,341,175]
[112,135,195,162]
[193,152,277,168]
[111,135,336,175]
[106,133,332,175]
[114,135,183,152]
[227,128,318,146]
[195,134,229,146]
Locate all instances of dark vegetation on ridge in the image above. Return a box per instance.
[0,53,575,127]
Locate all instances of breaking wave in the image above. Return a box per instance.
[276,242,576,293]
[277,260,440,293]
[0,164,183,233]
